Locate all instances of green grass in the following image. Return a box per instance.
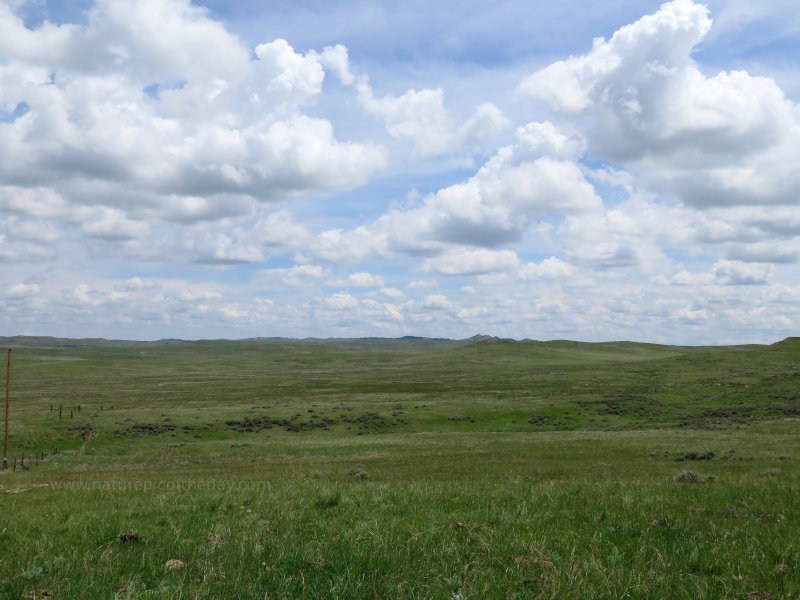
[1,336,799,598]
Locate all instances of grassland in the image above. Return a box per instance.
[1,336,799,599]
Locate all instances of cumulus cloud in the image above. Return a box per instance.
[669,260,774,286]
[0,215,62,243]
[1,0,799,344]
[0,236,56,262]
[0,0,386,261]
[518,0,800,208]
[420,294,458,311]
[407,279,438,289]
[322,291,359,310]
[374,287,405,301]
[309,121,602,265]
[326,271,385,288]
[711,260,774,285]
[516,257,576,280]
[80,208,150,240]
[309,44,355,86]
[357,79,508,156]
[423,248,519,276]
[3,282,41,299]
[178,211,310,265]
[0,2,77,64]
[259,264,329,287]
[312,226,390,264]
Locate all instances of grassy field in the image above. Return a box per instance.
[0,336,799,599]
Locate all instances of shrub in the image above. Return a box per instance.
[347,468,369,479]
[760,468,781,477]
[119,530,141,543]
[21,565,44,580]
[675,450,715,462]
[676,471,715,484]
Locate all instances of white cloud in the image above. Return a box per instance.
[254,38,325,104]
[326,271,385,288]
[310,44,355,86]
[711,259,774,285]
[257,264,329,287]
[1,0,799,345]
[420,294,458,312]
[516,257,576,280]
[668,260,775,286]
[518,0,800,209]
[80,208,150,240]
[310,121,602,264]
[0,0,387,254]
[323,291,359,310]
[514,121,585,159]
[312,226,390,264]
[105,209,311,265]
[458,103,510,147]
[423,248,519,276]
[282,265,329,287]
[374,287,405,301]
[357,78,507,156]
[407,279,438,289]
[0,215,62,243]
[4,282,40,299]
[0,235,55,262]
[0,2,76,64]
[87,0,252,81]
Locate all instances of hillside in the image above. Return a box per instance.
[1,336,798,599]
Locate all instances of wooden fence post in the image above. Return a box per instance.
[3,348,9,471]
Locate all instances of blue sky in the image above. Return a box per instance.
[1,0,799,343]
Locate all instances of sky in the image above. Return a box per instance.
[1,0,799,344]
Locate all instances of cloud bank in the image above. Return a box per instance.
[1,0,799,344]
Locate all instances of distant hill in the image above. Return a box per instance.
[0,334,794,350]
[0,336,186,348]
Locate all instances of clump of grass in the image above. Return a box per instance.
[315,490,343,509]
[347,468,369,479]
[675,450,715,462]
[676,470,716,484]
[45,557,66,569]
[21,566,43,580]
[447,574,464,594]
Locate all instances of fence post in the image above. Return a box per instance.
[3,348,9,471]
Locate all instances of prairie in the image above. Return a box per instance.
[1,336,799,599]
